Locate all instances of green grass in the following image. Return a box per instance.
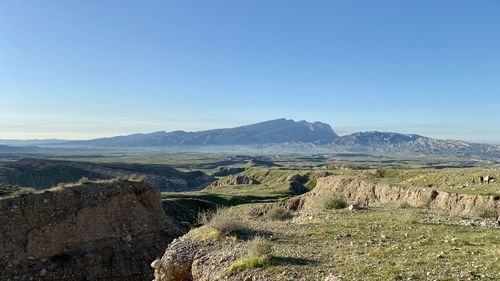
[161,176,296,226]
[305,178,317,190]
[227,256,268,274]
[162,187,289,227]
[0,184,19,197]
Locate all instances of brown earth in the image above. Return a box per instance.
[0,180,183,281]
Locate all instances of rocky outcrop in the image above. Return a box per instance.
[153,231,247,281]
[206,175,260,189]
[0,180,183,281]
[298,176,500,217]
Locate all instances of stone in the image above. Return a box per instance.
[151,259,161,269]
[324,273,342,281]
[124,234,132,242]
[348,204,361,211]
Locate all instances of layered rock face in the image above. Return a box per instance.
[0,180,183,281]
[300,176,500,217]
[205,175,260,189]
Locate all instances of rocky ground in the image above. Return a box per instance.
[154,206,500,281]
[154,168,500,281]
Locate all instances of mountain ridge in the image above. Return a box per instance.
[62,119,338,147]
[1,119,499,159]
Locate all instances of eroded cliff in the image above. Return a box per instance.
[0,179,183,281]
[296,176,500,217]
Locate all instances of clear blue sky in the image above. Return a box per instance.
[1,1,499,143]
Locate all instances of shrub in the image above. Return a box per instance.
[198,208,248,237]
[399,202,412,209]
[78,177,91,184]
[474,205,498,219]
[323,197,348,210]
[128,174,146,182]
[227,236,273,274]
[262,206,293,221]
[13,187,37,196]
[400,209,419,224]
[118,174,146,182]
[247,236,273,258]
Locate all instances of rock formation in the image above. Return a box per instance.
[297,176,500,218]
[0,179,183,281]
[206,175,260,189]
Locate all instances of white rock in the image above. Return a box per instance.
[124,234,132,242]
[348,204,361,211]
[150,259,161,269]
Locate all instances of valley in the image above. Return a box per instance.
[4,1,499,280]
[1,151,498,280]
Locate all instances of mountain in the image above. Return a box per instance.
[334,131,422,146]
[0,145,17,152]
[4,120,498,159]
[0,145,38,153]
[64,119,338,146]
[333,131,500,158]
[0,139,68,146]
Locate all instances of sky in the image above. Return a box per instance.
[0,1,499,143]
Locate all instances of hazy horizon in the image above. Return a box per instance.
[0,118,499,145]
[1,1,499,143]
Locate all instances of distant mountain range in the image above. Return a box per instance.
[62,119,338,146]
[1,119,499,159]
[331,131,498,158]
[0,145,38,153]
[0,139,68,146]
